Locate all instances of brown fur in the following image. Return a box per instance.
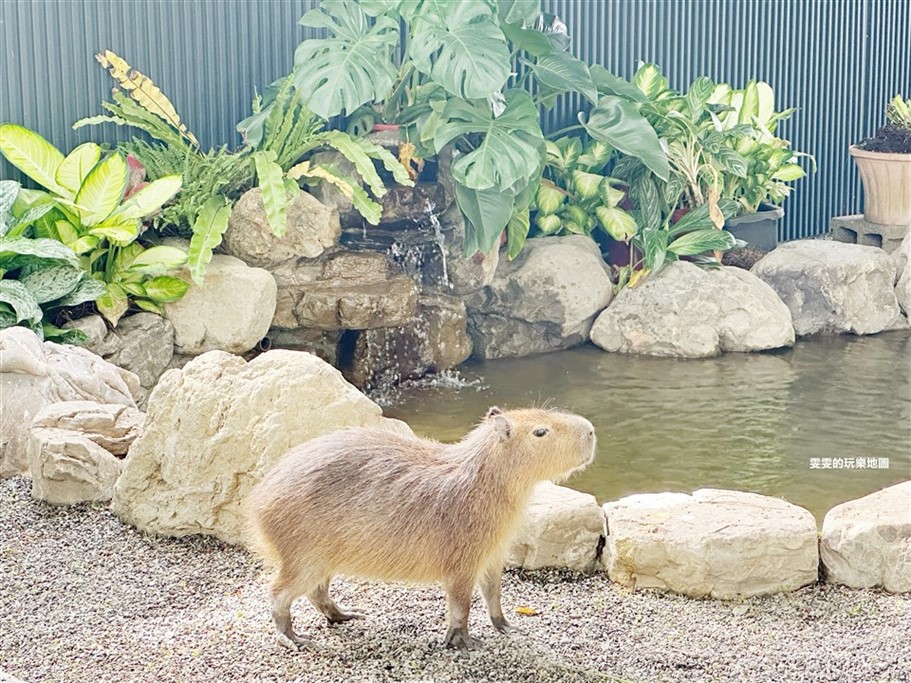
[244,407,596,650]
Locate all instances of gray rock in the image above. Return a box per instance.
[266,328,342,366]
[752,240,906,336]
[602,489,819,599]
[27,401,144,505]
[893,233,911,315]
[590,261,795,358]
[820,481,911,593]
[466,236,612,359]
[347,294,472,389]
[111,349,411,544]
[272,251,418,331]
[224,187,341,266]
[829,214,909,254]
[67,313,174,405]
[0,327,139,477]
[507,482,606,572]
[440,204,499,295]
[164,254,277,355]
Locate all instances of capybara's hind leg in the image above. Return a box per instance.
[308,578,365,625]
[270,568,319,651]
[442,580,479,650]
[481,567,516,634]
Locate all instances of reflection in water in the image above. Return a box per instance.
[386,332,911,523]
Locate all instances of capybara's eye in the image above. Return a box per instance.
[533,427,548,437]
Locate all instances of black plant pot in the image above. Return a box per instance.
[724,203,784,252]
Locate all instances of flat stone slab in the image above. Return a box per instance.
[752,240,907,336]
[507,482,606,572]
[820,481,911,593]
[602,489,818,599]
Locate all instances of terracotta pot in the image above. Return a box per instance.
[849,145,911,225]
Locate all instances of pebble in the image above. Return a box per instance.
[1,476,909,683]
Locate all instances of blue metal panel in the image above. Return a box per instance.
[2,0,909,240]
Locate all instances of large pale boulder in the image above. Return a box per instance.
[224,187,341,265]
[111,349,411,544]
[602,489,819,599]
[507,483,606,572]
[467,236,613,359]
[163,254,277,355]
[0,327,139,477]
[65,313,174,405]
[591,262,795,357]
[820,481,911,593]
[752,240,907,335]
[27,401,144,505]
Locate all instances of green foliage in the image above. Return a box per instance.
[886,94,911,130]
[258,0,667,256]
[0,126,184,326]
[629,64,813,216]
[0,184,104,342]
[80,55,407,284]
[531,135,631,244]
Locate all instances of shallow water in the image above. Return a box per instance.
[385,331,911,523]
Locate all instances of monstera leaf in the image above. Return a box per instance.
[580,96,669,181]
[294,0,399,119]
[434,89,544,192]
[409,2,511,100]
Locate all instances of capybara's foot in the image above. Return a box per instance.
[276,629,320,652]
[326,609,365,625]
[491,616,517,634]
[443,626,479,650]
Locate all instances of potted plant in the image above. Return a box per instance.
[849,95,911,226]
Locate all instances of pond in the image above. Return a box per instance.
[385,331,911,524]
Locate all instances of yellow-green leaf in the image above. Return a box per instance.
[0,124,66,195]
[75,153,127,226]
[128,245,187,274]
[96,50,199,147]
[773,164,806,182]
[188,196,231,285]
[56,143,102,199]
[596,206,638,241]
[96,282,129,326]
[89,220,141,246]
[110,175,182,220]
[252,150,288,237]
[143,275,189,303]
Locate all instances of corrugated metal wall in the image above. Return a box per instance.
[2,0,909,241]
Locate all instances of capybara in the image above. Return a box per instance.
[245,406,596,650]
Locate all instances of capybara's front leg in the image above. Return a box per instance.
[443,581,479,650]
[480,567,516,634]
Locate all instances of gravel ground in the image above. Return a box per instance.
[1,476,909,683]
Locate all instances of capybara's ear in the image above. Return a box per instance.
[490,412,512,441]
[487,406,503,419]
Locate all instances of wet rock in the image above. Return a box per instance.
[590,262,795,358]
[347,295,471,390]
[752,240,907,335]
[602,489,819,599]
[66,313,174,405]
[27,401,144,505]
[266,328,342,366]
[0,327,140,477]
[820,481,911,593]
[164,254,277,355]
[466,236,612,359]
[224,187,341,266]
[507,482,606,572]
[440,204,499,295]
[111,350,411,543]
[271,251,418,331]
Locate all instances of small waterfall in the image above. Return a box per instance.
[425,202,450,289]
